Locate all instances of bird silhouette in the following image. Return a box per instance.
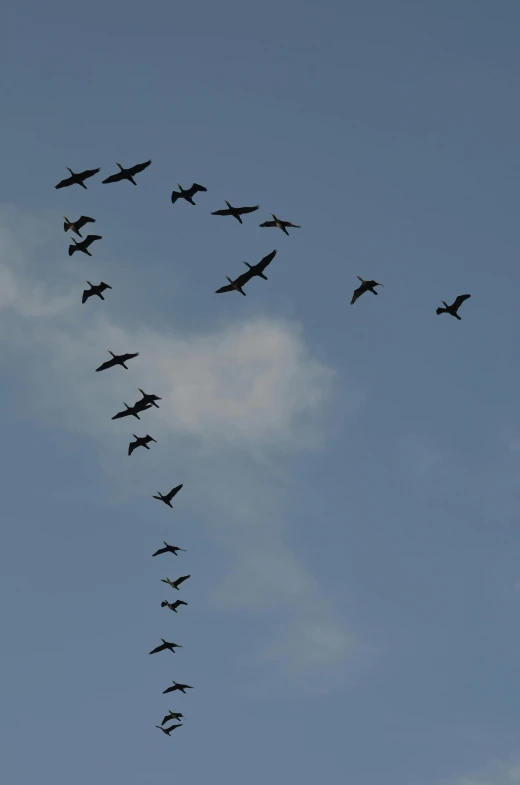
[69,234,102,257]
[241,249,277,281]
[153,484,183,508]
[161,575,190,590]
[215,270,251,296]
[128,434,156,456]
[96,351,139,372]
[63,215,96,238]
[155,723,182,736]
[112,402,152,421]
[350,276,383,305]
[211,201,259,224]
[162,681,193,695]
[436,294,471,320]
[102,160,151,185]
[149,639,182,655]
[259,213,300,235]
[171,183,207,205]
[134,388,161,410]
[82,281,112,304]
[152,542,185,558]
[55,167,100,190]
[161,711,184,725]
[161,599,188,613]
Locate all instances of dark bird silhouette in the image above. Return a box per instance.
[152,542,185,558]
[135,388,161,409]
[112,402,152,421]
[259,214,300,235]
[161,599,188,613]
[161,711,184,725]
[63,215,95,238]
[350,276,383,305]
[215,270,251,296]
[171,183,207,206]
[96,351,139,372]
[69,234,102,257]
[82,281,112,304]
[55,167,100,190]
[436,294,471,320]
[102,160,151,185]
[211,201,259,224]
[156,723,182,736]
[242,249,277,281]
[161,574,190,590]
[128,434,156,456]
[162,681,193,695]
[153,484,183,508]
[149,639,182,655]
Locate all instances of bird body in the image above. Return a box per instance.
[152,542,185,558]
[161,599,188,613]
[96,351,139,372]
[171,183,207,205]
[82,281,112,304]
[350,276,383,305]
[112,402,152,421]
[259,213,300,235]
[161,574,190,590]
[162,681,193,694]
[211,201,259,224]
[63,215,95,238]
[153,484,183,507]
[149,639,182,655]
[243,249,277,281]
[102,160,151,185]
[436,294,471,320]
[69,234,102,257]
[128,434,156,456]
[55,167,100,189]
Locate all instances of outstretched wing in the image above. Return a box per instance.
[149,643,167,654]
[112,407,132,420]
[161,714,173,726]
[128,159,151,176]
[211,208,232,217]
[96,357,116,372]
[68,245,76,257]
[76,216,95,230]
[256,249,277,272]
[164,723,182,733]
[171,190,182,204]
[84,234,102,248]
[236,205,259,215]
[215,283,235,294]
[282,221,300,228]
[128,441,138,456]
[122,352,139,362]
[259,220,277,228]
[99,282,112,292]
[55,175,74,189]
[80,168,101,181]
[152,546,168,557]
[350,284,365,305]
[173,574,190,588]
[81,289,90,304]
[102,171,125,184]
[453,294,471,310]
[188,183,207,196]
[165,484,183,502]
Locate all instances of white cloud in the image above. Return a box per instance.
[0,205,363,683]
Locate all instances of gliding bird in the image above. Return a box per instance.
[153,484,183,508]
[350,276,383,305]
[161,575,190,590]
[82,281,111,304]
[68,234,102,257]
[259,214,300,235]
[95,351,139,372]
[102,160,151,185]
[242,249,277,281]
[161,599,188,613]
[171,183,207,206]
[55,167,100,190]
[149,639,182,655]
[128,434,156,456]
[63,215,96,238]
[436,294,471,320]
[152,542,185,558]
[162,681,193,695]
[211,201,259,224]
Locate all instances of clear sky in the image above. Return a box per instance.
[1,1,520,784]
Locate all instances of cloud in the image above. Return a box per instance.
[0,204,363,684]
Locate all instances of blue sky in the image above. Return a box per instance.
[1,1,520,783]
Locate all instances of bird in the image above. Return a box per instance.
[153,484,183,508]
[149,639,182,655]
[436,294,471,320]
[95,351,139,372]
[63,215,96,238]
[82,281,112,304]
[112,402,152,421]
[152,542,185,558]
[128,434,156,456]
[55,167,100,190]
[102,159,151,185]
[161,575,190,590]
[215,270,251,296]
[161,599,188,613]
[241,249,277,281]
[171,183,207,206]
[350,276,384,305]
[135,388,161,409]
[259,214,300,235]
[211,201,259,224]
[162,681,193,695]
[68,234,102,257]
[161,711,184,725]
[155,723,182,736]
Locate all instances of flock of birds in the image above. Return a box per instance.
[53,157,472,738]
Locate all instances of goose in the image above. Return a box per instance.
[153,484,183,508]
[162,681,193,695]
[102,159,151,185]
[55,167,100,189]
[63,215,95,238]
[149,639,182,655]
[152,542,185,558]
[211,201,259,224]
[436,293,471,320]
[171,183,207,205]
[128,434,156,456]
[161,575,190,590]
[69,234,102,257]
[95,351,139,372]
[259,213,300,235]
[350,276,383,305]
[81,281,111,304]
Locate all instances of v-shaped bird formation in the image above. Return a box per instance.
[54,155,471,741]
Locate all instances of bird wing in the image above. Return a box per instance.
[128,159,151,176]
[161,714,173,726]
[171,191,181,203]
[152,547,168,556]
[236,205,259,215]
[189,183,207,196]
[112,408,132,420]
[128,441,137,456]
[165,484,183,502]
[234,270,253,288]
[165,724,181,732]
[55,175,74,189]
[77,216,95,229]
[173,575,190,587]
[215,283,236,294]
[122,352,139,362]
[256,249,277,272]
[81,168,101,180]
[453,294,471,310]
[144,435,155,445]
[211,208,232,216]
[102,171,125,184]
[84,234,102,248]
[81,289,90,304]
[68,245,76,257]
[259,221,277,228]
[350,284,365,305]
[96,358,116,372]
[283,221,300,228]
[99,282,112,292]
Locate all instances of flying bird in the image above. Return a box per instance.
[152,542,185,558]
[211,201,259,224]
[350,276,383,305]
[149,639,182,655]
[259,214,300,235]
[102,160,151,185]
[69,234,102,257]
[215,270,251,296]
[128,434,156,456]
[96,351,139,372]
[153,484,183,508]
[171,183,207,206]
[112,402,152,421]
[63,215,96,238]
[436,294,471,320]
[241,249,277,281]
[161,599,188,613]
[161,711,184,725]
[55,167,100,190]
[155,723,182,736]
[162,681,193,695]
[161,575,190,590]
[82,281,112,304]
[135,388,161,409]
